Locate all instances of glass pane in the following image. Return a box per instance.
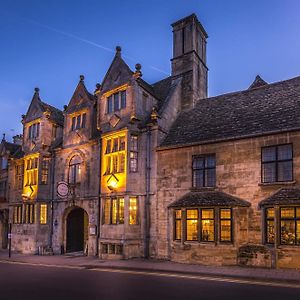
[202,209,214,219]
[201,219,214,241]
[278,144,292,160]
[106,140,111,154]
[107,96,113,113]
[119,136,126,151]
[186,220,198,241]
[281,220,295,245]
[106,156,111,174]
[40,204,47,224]
[131,136,138,151]
[262,162,276,183]
[112,138,118,152]
[175,210,182,219]
[129,197,138,225]
[205,168,216,187]
[187,209,198,219]
[76,115,81,129]
[82,113,86,128]
[114,93,120,111]
[121,91,126,109]
[278,161,293,181]
[266,208,275,219]
[193,170,204,187]
[266,220,275,244]
[175,220,181,240]
[111,199,117,224]
[193,158,204,169]
[220,209,231,219]
[104,200,110,224]
[206,155,216,168]
[119,154,125,173]
[112,155,118,173]
[118,198,124,224]
[220,220,231,242]
[262,147,276,162]
[281,208,295,218]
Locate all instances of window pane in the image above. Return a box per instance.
[106,156,111,174]
[119,153,125,173]
[201,209,214,219]
[114,93,120,111]
[175,210,182,219]
[106,140,111,154]
[220,209,231,219]
[71,117,76,131]
[187,209,198,219]
[201,219,214,241]
[220,220,231,242]
[193,170,204,187]
[262,162,276,183]
[119,136,126,151]
[112,138,118,152]
[206,155,216,168]
[129,197,138,225]
[187,220,198,241]
[262,147,276,162]
[281,220,295,245]
[266,220,275,244]
[131,136,138,151]
[121,91,126,108]
[104,200,110,224]
[40,204,47,224]
[278,161,293,181]
[278,144,292,160]
[205,168,216,187]
[193,158,204,169]
[281,208,295,218]
[266,208,275,219]
[119,198,124,224]
[175,220,181,240]
[111,199,117,224]
[107,96,113,113]
[112,155,118,173]
[76,115,81,129]
[82,113,86,128]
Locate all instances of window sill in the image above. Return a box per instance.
[190,187,216,192]
[258,181,296,187]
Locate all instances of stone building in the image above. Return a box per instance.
[3,13,300,269]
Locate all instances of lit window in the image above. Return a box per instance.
[201,209,214,242]
[280,207,300,245]
[24,157,38,187]
[41,158,49,185]
[130,136,138,172]
[220,209,232,242]
[262,144,293,183]
[40,204,47,224]
[174,210,182,240]
[13,206,22,224]
[24,204,35,224]
[192,155,216,188]
[186,209,198,241]
[129,197,138,225]
[103,198,124,225]
[106,90,126,114]
[69,155,82,184]
[265,208,275,244]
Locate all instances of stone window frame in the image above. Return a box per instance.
[13,205,22,224]
[261,143,293,184]
[28,122,40,140]
[106,90,126,114]
[103,197,125,225]
[40,203,48,225]
[24,203,35,224]
[173,207,233,244]
[192,154,216,188]
[70,112,87,131]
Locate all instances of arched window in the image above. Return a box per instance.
[68,155,82,184]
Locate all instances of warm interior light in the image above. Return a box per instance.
[107,174,119,191]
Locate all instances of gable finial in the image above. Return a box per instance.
[34,87,40,93]
[134,63,142,78]
[80,75,85,82]
[2,133,5,142]
[116,46,122,57]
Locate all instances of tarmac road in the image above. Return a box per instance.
[0,261,299,300]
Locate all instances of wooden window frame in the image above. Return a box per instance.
[280,206,300,246]
[192,154,216,188]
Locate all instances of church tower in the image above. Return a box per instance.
[171,14,208,109]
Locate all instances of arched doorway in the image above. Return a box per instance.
[66,207,88,253]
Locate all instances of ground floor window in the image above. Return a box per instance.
[40,204,48,224]
[129,197,138,225]
[265,208,275,244]
[13,205,22,224]
[174,207,233,243]
[280,207,300,245]
[101,243,123,255]
[24,204,35,224]
[103,198,124,225]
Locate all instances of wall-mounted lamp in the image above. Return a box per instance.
[107,174,119,191]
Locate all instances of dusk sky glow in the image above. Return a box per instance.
[1,0,300,140]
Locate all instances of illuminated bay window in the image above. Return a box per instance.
[201,209,214,242]
[265,208,275,244]
[220,209,232,242]
[71,112,87,131]
[186,209,198,241]
[129,197,138,225]
[104,136,126,175]
[130,135,138,172]
[28,122,40,140]
[40,204,48,224]
[25,157,38,187]
[103,198,124,225]
[69,155,82,184]
[107,90,126,114]
[280,207,300,245]
[13,205,22,224]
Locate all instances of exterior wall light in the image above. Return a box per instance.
[107,174,119,191]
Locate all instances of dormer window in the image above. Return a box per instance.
[71,113,86,131]
[107,91,126,114]
[28,122,40,140]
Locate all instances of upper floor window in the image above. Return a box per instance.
[129,135,138,172]
[261,144,293,183]
[107,91,126,114]
[69,155,82,184]
[52,124,58,140]
[1,157,8,170]
[28,122,40,140]
[41,158,50,185]
[71,113,86,131]
[25,157,38,186]
[192,155,216,188]
[15,163,24,190]
[104,136,125,175]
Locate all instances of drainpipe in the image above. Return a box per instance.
[49,150,56,251]
[96,138,102,256]
[144,125,151,258]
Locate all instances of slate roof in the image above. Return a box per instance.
[168,191,250,208]
[259,187,300,207]
[0,141,23,159]
[151,76,173,111]
[40,101,64,126]
[161,76,300,148]
[248,75,268,89]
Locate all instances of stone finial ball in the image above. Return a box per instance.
[80,75,85,81]
[135,63,142,71]
[116,46,122,52]
[34,87,40,93]
[96,83,101,89]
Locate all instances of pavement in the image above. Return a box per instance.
[0,250,300,286]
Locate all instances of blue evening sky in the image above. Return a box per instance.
[1,0,300,140]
